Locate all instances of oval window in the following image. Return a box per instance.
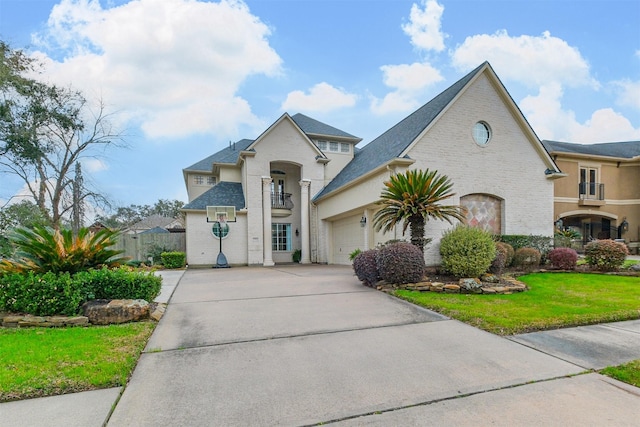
[473,122,491,146]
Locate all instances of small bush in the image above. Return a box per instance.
[348,248,362,261]
[513,247,541,270]
[584,240,629,271]
[161,251,186,269]
[75,267,162,302]
[376,242,425,284]
[497,235,553,262]
[548,247,578,270]
[490,244,507,275]
[496,242,514,267]
[440,226,496,278]
[353,249,380,287]
[0,271,86,316]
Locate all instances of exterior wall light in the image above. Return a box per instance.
[620,218,629,233]
[360,216,367,227]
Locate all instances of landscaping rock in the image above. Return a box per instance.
[459,278,482,291]
[629,263,640,272]
[82,299,150,325]
[150,303,166,322]
[481,273,500,283]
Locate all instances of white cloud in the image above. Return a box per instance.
[521,83,640,143]
[612,79,640,110]
[281,82,357,113]
[31,0,282,140]
[370,62,443,115]
[81,158,108,173]
[451,30,598,89]
[402,0,446,52]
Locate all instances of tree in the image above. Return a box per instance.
[95,199,185,229]
[372,169,466,253]
[0,41,123,228]
[0,199,49,257]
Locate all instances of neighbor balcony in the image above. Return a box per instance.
[578,182,605,206]
[271,192,293,217]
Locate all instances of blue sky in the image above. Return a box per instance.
[1,0,639,216]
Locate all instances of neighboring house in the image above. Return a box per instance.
[125,214,185,234]
[182,62,563,266]
[542,140,640,252]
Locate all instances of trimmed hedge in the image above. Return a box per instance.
[440,226,496,278]
[0,267,162,316]
[496,235,553,261]
[161,251,186,269]
[584,240,629,271]
[353,249,380,287]
[376,242,425,285]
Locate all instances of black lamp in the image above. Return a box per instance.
[620,218,629,232]
[360,216,367,227]
[295,228,299,237]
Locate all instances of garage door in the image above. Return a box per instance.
[331,215,363,265]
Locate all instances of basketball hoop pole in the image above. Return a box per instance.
[215,218,229,268]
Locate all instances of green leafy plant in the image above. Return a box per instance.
[348,248,362,261]
[440,226,496,278]
[585,239,629,271]
[0,225,128,274]
[161,251,185,269]
[292,249,302,263]
[376,242,425,284]
[75,267,161,302]
[373,169,465,254]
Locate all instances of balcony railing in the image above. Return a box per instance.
[579,182,605,201]
[271,192,293,210]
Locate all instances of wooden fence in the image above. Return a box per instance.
[114,232,186,263]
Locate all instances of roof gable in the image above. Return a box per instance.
[543,140,640,160]
[183,139,254,173]
[182,182,245,211]
[291,113,361,141]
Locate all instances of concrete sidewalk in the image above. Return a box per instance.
[1,266,639,426]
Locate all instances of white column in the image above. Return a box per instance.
[299,179,311,264]
[262,176,274,266]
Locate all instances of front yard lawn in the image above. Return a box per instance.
[0,322,154,402]
[600,359,640,387]
[395,272,640,335]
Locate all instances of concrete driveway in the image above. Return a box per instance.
[108,265,640,426]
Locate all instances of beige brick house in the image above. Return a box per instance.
[542,140,640,253]
[182,62,563,266]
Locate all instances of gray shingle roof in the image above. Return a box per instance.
[542,140,640,159]
[183,139,254,172]
[313,62,487,200]
[183,182,245,211]
[291,113,360,140]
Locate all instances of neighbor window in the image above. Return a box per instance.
[193,175,204,185]
[272,223,291,251]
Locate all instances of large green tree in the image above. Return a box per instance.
[95,199,185,229]
[373,169,466,253]
[0,41,123,229]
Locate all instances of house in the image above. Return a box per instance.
[542,140,640,252]
[182,62,563,267]
[125,214,185,234]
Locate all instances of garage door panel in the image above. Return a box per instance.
[332,215,362,264]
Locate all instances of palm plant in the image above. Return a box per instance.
[0,224,128,274]
[373,169,466,253]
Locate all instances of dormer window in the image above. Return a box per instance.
[317,140,328,151]
[315,140,350,153]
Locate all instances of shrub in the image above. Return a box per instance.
[584,240,629,271]
[75,267,162,302]
[0,225,127,274]
[548,247,578,270]
[161,251,186,269]
[496,242,514,267]
[490,244,507,275]
[440,226,496,278]
[352,249,380,287]
[0,271,86,316]
[497,235,553,262]
[376,242,425,284]
[513,247,541,270]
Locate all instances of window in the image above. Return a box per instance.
[207,176,216,185]
[329,142,339,152]
[316,140,349,153]
[316,140,328,151]
[272,223,291,251]
[473,122,491,146]
[340,143,350,153]
[193,175,204,185]
[579,167,601,199]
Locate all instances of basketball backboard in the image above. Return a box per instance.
[206,206,236,223]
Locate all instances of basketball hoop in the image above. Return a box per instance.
[207,206,235,268]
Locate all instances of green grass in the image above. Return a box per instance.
[395,272,640,335]
[600,359,640,387]
[0,322,155,402]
